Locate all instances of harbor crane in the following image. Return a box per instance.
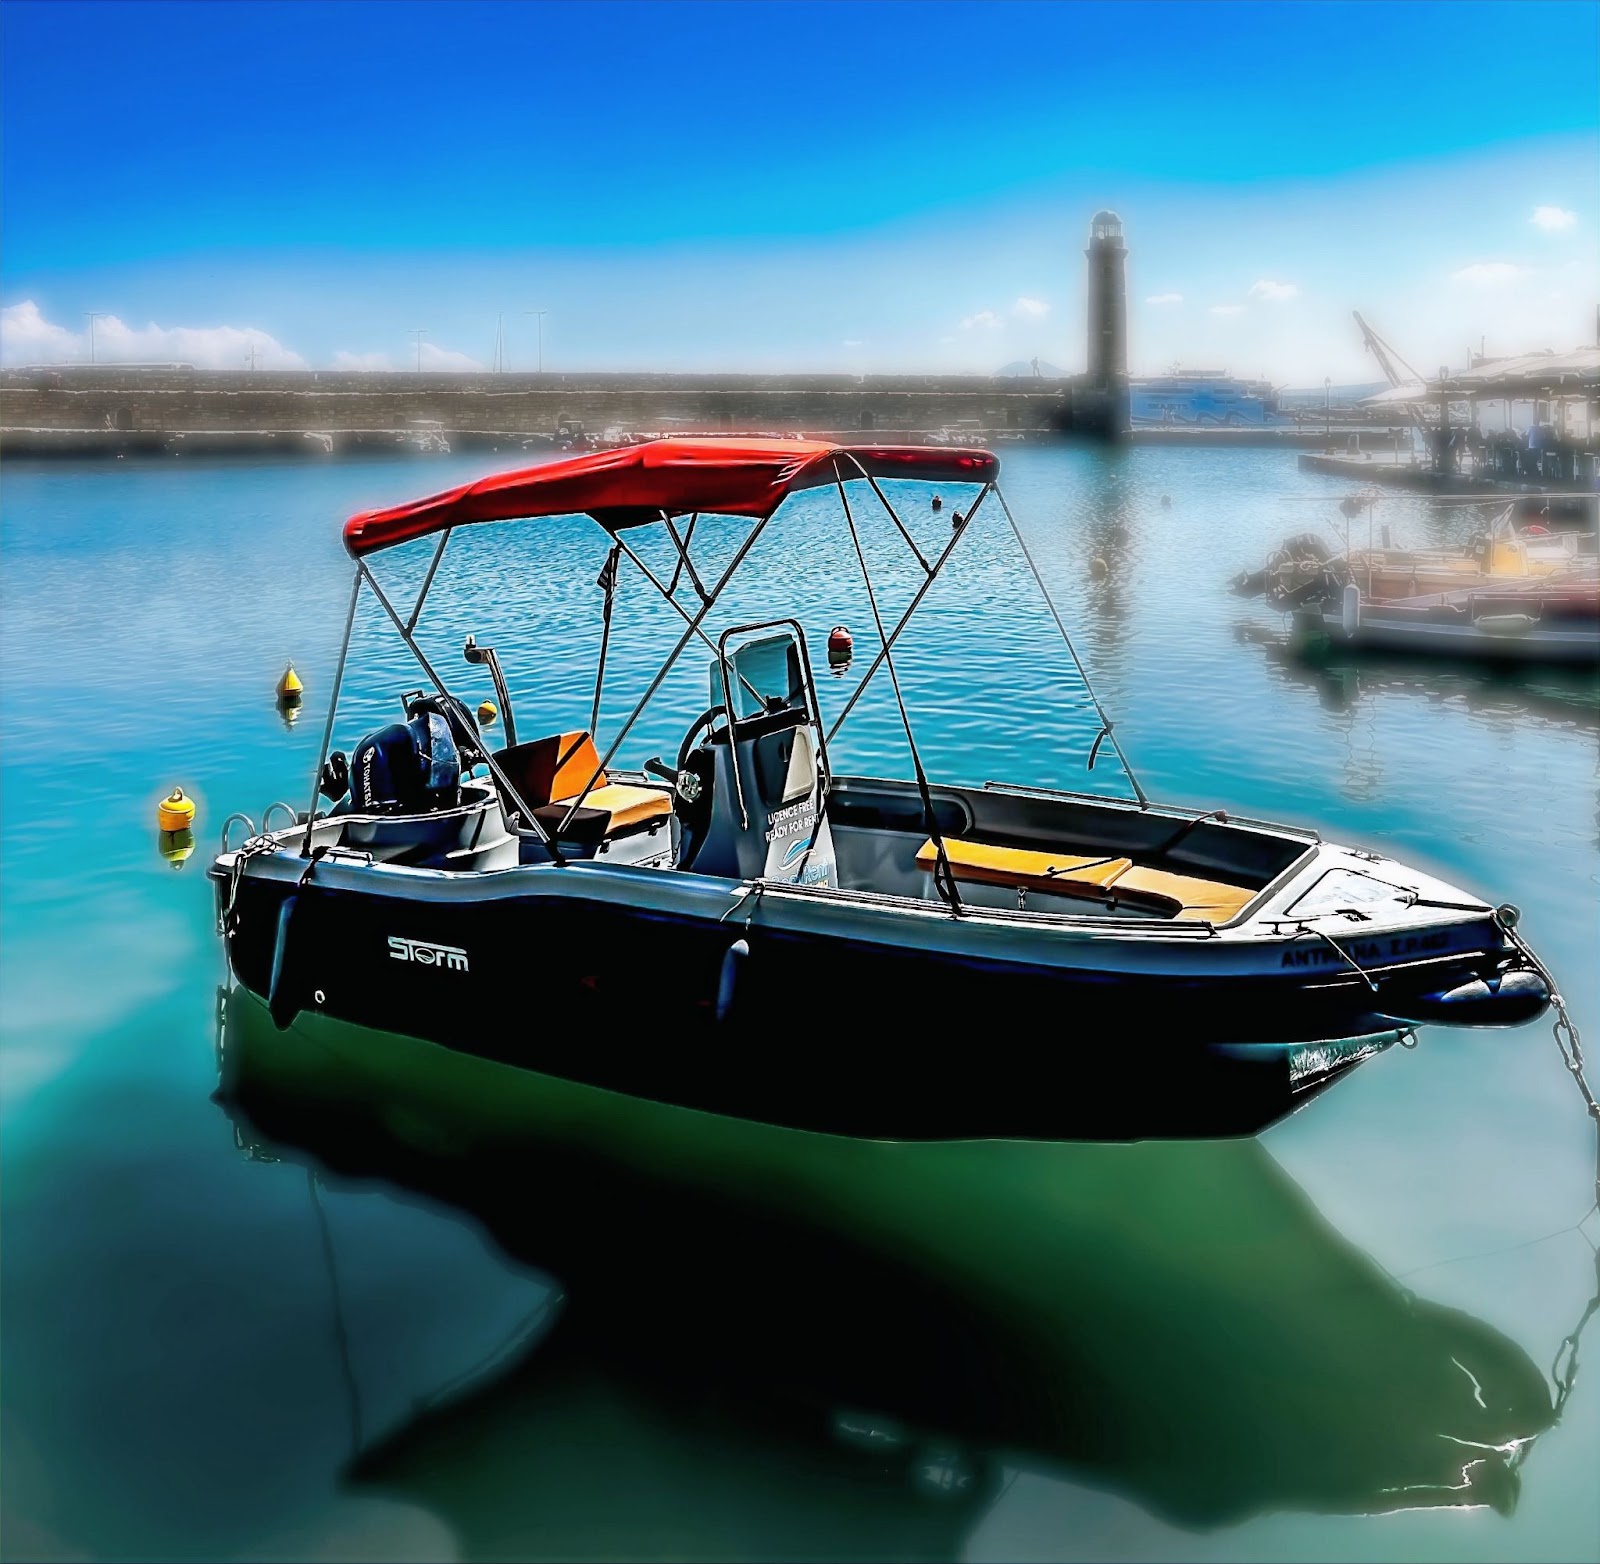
[1353,309,1439,445]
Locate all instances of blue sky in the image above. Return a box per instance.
[1,0,1594,382]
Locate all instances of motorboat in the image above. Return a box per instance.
[1238,503,1598,608]
[210,438,1556,1140]
[1237,502,1600,666]
[1292,576,1600,665]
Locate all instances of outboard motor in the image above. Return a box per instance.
[346,707,462,814]
[690,629,837,887]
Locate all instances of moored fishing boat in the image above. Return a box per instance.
[211,439,1557,1139]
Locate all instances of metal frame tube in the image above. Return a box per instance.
[301,568,364,856]
[555,509,778,834]
[825,481,992,743]
[831,457,961,913]
[994,486,1148,808]
[359,561,560,856]
[604,524,764,711]
[843,453,933,575]
[404,528,452,634]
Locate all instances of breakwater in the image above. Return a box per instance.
[0,367,1412,458]
[0,366,1069,441]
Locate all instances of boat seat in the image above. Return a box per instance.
[1110,865,1255,922]
[914,838,1132,899]
[531,783,672,845]
[915,838,1255,921]
[497,729,672,845]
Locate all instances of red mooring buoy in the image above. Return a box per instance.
[827,625,854,664]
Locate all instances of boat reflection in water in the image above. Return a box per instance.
[217,988,1557,1559]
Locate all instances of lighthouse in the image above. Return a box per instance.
[1054,209,1131,442]
[1086,210,1129,394]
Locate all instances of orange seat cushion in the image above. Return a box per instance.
[496,730,607,809]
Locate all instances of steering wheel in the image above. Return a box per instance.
[642,706,725,871]
[677,705,726,771]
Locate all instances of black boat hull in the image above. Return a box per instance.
[211,868,1490,1140]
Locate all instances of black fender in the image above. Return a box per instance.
[266,891,305,1030]
[1386,967,1550,1028]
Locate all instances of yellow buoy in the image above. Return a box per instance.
[157,787,196,832]
[158,827,195,869]
[276,663,304,704]
[477,700,498,728]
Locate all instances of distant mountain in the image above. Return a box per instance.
[994,359,1067,379]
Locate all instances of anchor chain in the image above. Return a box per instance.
[1493,904,1600,1210]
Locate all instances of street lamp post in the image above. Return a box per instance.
[1324,376,1331,446]
[410,329,428,372]
[525,310,547,374]
[85,312,104,365]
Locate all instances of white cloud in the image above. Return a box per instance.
[960,310,1002,330]
[1146,292,1183,306]
[0,299,307,368]
[937,335,956,345]
[1450,262,1529,286]
[1248,278,1298,302]
[1209,304,1245,317]
[333,349,393,370]
[842,338,863,348]
[1531,205,1577,233]
[0,300,79,362]
[417,342,484,372]
[1012,296,1050,319]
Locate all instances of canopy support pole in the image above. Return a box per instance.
[664,513,699,599]
[833,459,962,914]
[602,524,765,712]
[404,528,452,635]
[995,487,1148,809]
[301,567,363,857]
[853,463,934,575]
[555,508,778,836]
[662,514,710,603]
[590,543,621,738]
[358,560,560,859]
[825,479,992,744]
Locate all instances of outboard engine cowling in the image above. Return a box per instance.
[347,710,461,814]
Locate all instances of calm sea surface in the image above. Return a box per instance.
[2,446,1597,1562]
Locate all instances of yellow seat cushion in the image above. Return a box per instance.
[1109,865,1255,922]
[915,838,1131,898]
[582,783,672,834]
[916,838,1255,921]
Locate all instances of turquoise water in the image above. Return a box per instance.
[2,446,1597,1561]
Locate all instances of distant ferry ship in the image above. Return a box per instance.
[1130,368,1285,426]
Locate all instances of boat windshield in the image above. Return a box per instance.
[719,631,805,720]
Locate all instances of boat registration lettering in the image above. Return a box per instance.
[1279,930,1450,968]
[388,935,470,972]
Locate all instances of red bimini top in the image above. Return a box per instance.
[343,437,999,557]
